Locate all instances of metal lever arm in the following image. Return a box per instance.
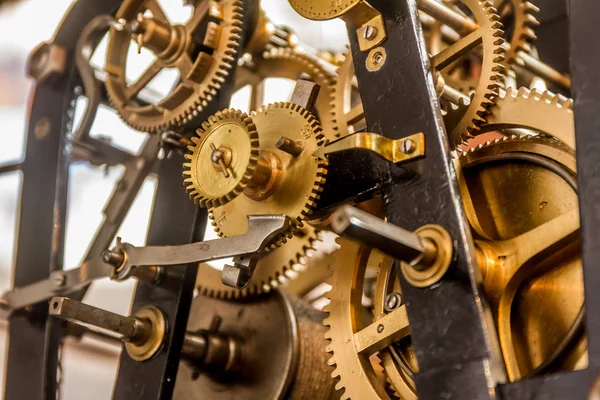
[1,215,289,314]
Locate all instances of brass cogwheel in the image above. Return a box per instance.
[481,87,574,148]
[288,0,362,20]
[501,0,540,66]
[324,238,413,400]
[459,134,584,381]
[330,51,365,139]
[235,48,338,142]
[105,0,243,133]
[183,109,259,208]
[196,226,320,299]
[210,102,327,239]
[437,0,506,146]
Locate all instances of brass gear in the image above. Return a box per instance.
[330,51,365,139]
[501,0,540,66]
[196,226,320,299]
[235,48,338,142]
[324,237,413,400]
[458,134,584,381]
[438,0,506,146]
[183,108,259,208]
[481,87,574,148]
[288,0,362,20]
[210,102,327,239]
[105,0,243,133]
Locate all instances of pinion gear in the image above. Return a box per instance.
[183,108,259,208]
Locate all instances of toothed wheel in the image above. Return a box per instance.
[196,226,321,299]
[330,51,366,139]
[105,0,244,133]
[183,108,259,208]
[435,0,506,146]
[501,0,540,66]
[235,47,338,142]
[324,238,416,400]
[288,0,362,20]
[210,102,327,241]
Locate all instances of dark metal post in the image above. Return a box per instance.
[346,0,503,397]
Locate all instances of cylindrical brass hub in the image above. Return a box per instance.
[244,151,283,201]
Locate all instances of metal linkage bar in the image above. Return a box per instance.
[347,0,504,398]
[3,2,123,400]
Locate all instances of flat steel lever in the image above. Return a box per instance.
[331,206,454,287]
[50,296,242,371]
[1,215,289,315]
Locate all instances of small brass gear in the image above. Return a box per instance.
[210,102,327,239]
[105,0,243,133]
[196,226,321,299]
[183,108,259,208]
[288,0,362,20]
[330,51,365,139]
[437,0,506,146]
[236,48,338,142]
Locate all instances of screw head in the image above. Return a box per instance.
[402,139,416,154]
[362,25,377,41]
[384,292,403,312]
[377,324,384,333]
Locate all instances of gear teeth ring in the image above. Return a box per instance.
[183,108,260,208]
[505,0,540,66]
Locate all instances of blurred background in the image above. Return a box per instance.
[0,0,347,398]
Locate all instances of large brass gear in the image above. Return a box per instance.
[323,238,413,400]
[183,108,259,208]
[196,226,321,299]
[235,48,338,142]
[105,0,243,133]
[330,51,366,139]
[437,0,506,146]
[459,134,585,381]
[210,102,327,239]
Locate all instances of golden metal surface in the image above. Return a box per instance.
[288,0,367,21]
[183,109,259,208]
[502,0,540,66]
[105,0,243,133]
[125,306,167,362]
[483,87,575,149]
[324,238,410,400]
[436,0,506,146]
[401,224,454,288]
[210,102,327,239]
[365,46,386,72]
[196,226,321,298]
[459,135,584,381]
[313,132,425,164]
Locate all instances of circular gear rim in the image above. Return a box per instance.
[330,51,364,139]
[441,0,506,146]
[288,0,362,21]
[209,101,328,240]
[503,0,540,66]
[105,0,244,133]
[183,108,260,208]
[236,47,338,142]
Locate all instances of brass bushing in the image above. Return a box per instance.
[401,224,454,288]
[125,306,167,362]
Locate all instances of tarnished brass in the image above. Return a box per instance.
[313,132,425,164]
[125,306,167,362]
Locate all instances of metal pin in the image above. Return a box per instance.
[276,136,305,157]
[210,143,230,178]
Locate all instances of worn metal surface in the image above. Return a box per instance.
[4,1,122,399]
[347,0,503,397]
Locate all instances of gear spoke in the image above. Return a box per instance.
[431,29,483,70]
[175,53,194,82]
[346,104,365,126]
[185,0,209,32]
[354,307,411,356]
[125,60,162,100]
